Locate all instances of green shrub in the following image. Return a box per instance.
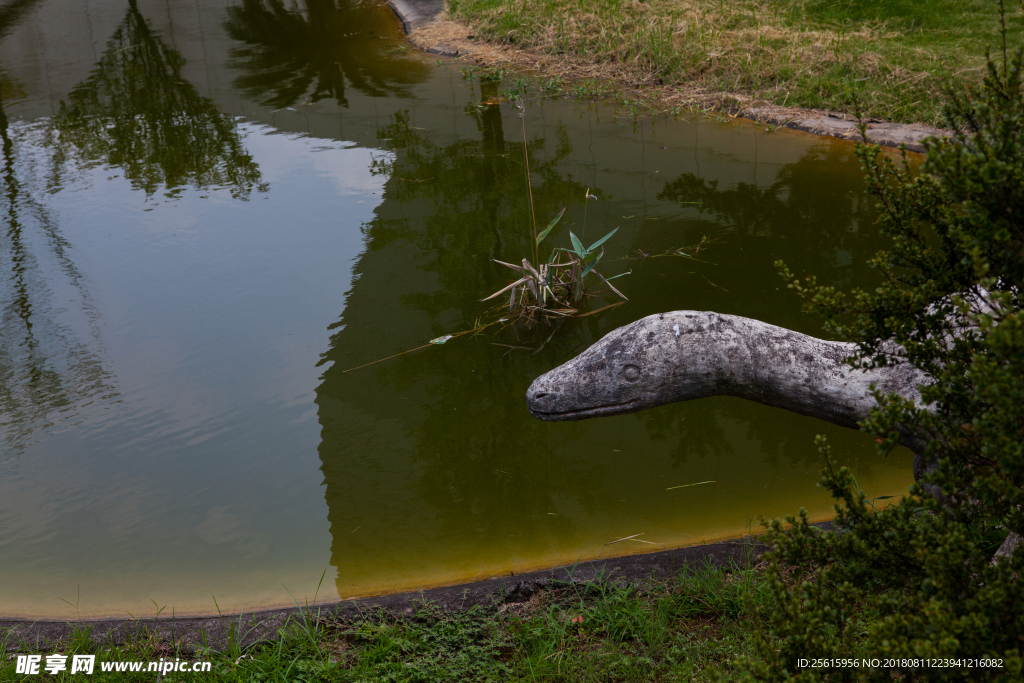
[743,25,1024,683]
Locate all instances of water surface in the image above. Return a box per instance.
[0,0,913,618]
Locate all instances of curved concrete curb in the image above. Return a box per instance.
[741,106,946,154]
[1,525,823,653]
[386,0,443,32]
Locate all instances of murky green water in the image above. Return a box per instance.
[0,0,913,619]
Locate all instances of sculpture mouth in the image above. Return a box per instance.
[528,398,643,421]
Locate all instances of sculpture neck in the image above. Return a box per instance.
[692,314,881,429]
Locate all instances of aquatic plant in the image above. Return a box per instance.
[482,216,627,316]
[481,99,627,326]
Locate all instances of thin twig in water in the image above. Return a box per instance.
[575,302,624,318]
[666,480,716,490]
[532,325,561,355]
[700,274,729,292]
[595,533,666,558]
[516,98,539,265]
[341,319,508,372]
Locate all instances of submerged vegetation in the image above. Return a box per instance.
[481,100,629,327]
[445,0,1024,126]
[481,221,628,326]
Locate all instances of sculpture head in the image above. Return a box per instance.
[526,312,722,421]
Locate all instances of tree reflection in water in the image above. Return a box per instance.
[314,86,616,591]
[0,0,44,41]
[224,0,429,109]
[2,0,274,452]
[657,148,878,291]
[0,88,115,454]
[49,0,264,199]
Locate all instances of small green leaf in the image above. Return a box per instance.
[580,251,603,279]
[587,227,618,253]
[569,231,585,257]
[536,206,566,245]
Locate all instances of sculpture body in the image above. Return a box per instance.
[527,310,935,483]
[526,309,1023,560]
[527,310,926,429]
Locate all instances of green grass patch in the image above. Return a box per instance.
[1,562,780,682]
[446,0,1024,125]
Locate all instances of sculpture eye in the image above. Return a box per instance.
[622,365,640,382]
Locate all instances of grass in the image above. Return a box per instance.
[1,562,778,682]
[443,0,1024,126]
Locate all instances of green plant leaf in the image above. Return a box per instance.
[579,251,603,279]
[586,227,618,253]
[569,231,585,257]
[536,206,566,245]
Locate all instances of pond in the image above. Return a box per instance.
[0,0,913,619]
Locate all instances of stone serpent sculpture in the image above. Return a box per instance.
[525,310,1020,560]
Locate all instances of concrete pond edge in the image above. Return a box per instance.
[1,525,837,653]
[386,0,444,33]
[389,0,948,154]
